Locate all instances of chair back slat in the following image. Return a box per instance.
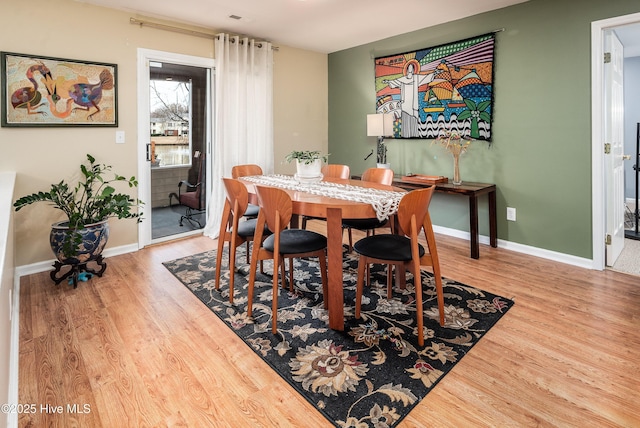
[322,164,350,179]
[361,167,394,185]
[396,187,436,237]
[255,186,292,233]
[222,178,249,217]
[232,164,263,178]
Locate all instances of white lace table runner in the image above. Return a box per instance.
[243,174,404,221]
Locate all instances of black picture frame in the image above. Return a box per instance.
[1,51,118,127]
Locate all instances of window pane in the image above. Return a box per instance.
[150,79,192,168]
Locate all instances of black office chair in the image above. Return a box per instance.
[177,151,205,227]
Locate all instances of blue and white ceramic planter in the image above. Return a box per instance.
[49,219,110,265]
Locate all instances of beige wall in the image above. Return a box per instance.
[1,0,328,266]
[273,47,329,175]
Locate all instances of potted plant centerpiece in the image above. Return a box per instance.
[285,150,329,182]
[14,154,143,286]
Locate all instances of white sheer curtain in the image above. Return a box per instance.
[203,33,274,238]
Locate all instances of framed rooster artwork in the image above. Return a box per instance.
[1,52,117,127]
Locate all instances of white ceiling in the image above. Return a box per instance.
[77,0,530,53]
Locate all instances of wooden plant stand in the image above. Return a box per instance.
[50,255,107,288]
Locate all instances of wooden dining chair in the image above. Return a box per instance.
[321,164,351,179]
[247,185,328,334]
[361,166,394,185]
[342,167,395,251]
[215,178,269,303]
[353,186,445,347]
[301,164,351,229]
[231,164,263,218]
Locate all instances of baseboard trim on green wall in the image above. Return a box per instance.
[432,225,593,270]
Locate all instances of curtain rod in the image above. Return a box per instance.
[130,17,279,50]
[130,18,216,39]
[214,34,278,51]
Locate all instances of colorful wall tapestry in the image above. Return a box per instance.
[374,33,495,141]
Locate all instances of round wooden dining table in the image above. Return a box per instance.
[239,176,404,331]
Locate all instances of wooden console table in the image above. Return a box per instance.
[353,175,497,259]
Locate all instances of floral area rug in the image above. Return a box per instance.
[163,246,513,427]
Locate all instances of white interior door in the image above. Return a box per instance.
[604,30,625,266]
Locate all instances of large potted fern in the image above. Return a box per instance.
[14,154,143,285]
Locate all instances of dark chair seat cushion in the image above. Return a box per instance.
[244,204,259,218]
[264,229,327,254]
[236,218,270,238]
[342,217,387,230]
[354,234,425,261]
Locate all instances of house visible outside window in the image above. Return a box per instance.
[149,79,192,168]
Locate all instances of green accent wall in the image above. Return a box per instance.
[328,0,640,259]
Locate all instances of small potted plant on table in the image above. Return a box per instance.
[284,150,329,182]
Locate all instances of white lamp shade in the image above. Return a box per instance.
[367,113,394,137]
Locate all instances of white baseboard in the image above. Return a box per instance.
[15,230,597,277]
[432,225,594,269]
[497,238,594,269]
[14,244,139,278]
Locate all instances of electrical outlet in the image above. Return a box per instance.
[507,207,516,221]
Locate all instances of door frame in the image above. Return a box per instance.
[591,12,640,270]
[136,48,215,249]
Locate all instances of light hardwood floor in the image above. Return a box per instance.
[18,225,640,427]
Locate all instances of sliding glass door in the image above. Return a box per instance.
[137,49,214,248]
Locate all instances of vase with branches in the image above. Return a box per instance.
[434,131,472,185]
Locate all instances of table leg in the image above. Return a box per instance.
[489,190,498,248]
[469,195,480,259]
[326,207,344,330]
[488,191,498,248]
[290,214,300,229]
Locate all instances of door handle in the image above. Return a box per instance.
[623,154,631,160]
